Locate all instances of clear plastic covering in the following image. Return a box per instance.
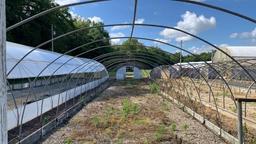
[175,61,212,69]
[7,42,107,79]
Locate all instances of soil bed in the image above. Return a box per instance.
[42,80,226,144]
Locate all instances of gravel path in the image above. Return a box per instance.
[42,81,226,144]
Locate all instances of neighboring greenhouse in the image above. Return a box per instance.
[213,46,256,62]
[150,62,215,80]
[6,42,109,131]
[213,46,256,80]
[175,61,215,79]
[116,66,142,80]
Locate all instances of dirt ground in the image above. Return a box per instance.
[42,80,226,144]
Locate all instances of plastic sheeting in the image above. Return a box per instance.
[7,77,108,130]
[7,42,106,79]
[116,67,126,80]
[116,66,142,80]
[133,67,141,79]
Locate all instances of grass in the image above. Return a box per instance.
[63,138,73,144]
[134,117,151,125]
[161,100,171,111]
[182,123,189,131]
[149,82,160,94]
[121,98,140,119]
[170,123,177,132]
[141,69,151,78]
[116,138,124,144]
[143,139,149,144]
[229,106,237,113]
[250,138,256,144]
[223,90,230,97]
[89,98,141,129]
[90,107,117,129]
[43,116,50,125]
[90,116,101,128]
[154,124,167,141]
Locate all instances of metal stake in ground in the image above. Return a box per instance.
[0,0,8,143]
[237,100,243,144]
[235,97,256,144]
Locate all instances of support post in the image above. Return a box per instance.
[237,100,243,144]
[0,0,8,143]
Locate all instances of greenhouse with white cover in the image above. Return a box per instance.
[6,42,108,134]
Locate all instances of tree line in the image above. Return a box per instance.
[6,0,111,58]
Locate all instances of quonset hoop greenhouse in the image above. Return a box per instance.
[6,42,108,131]
[1,0,256,144]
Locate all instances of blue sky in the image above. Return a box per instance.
[55,0,256,54]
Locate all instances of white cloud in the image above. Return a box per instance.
[88,16,103,23]
[110,19,144,31]
[69,11,86,21]
[160,11,216,42]
[230,33,238,38]
[188,45,214,54]
[135,18,145,24]
[188,43,229,54]
[111,25,130,31]
[219,43,229,47]
[153,38,169,45]
[55,0,80,5]
[69,11,103,23]
[110,32,125,44]
[230,28,256,42]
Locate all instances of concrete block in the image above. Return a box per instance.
[194,113,205,124]
[205,120,221,135]
[220,129,238,144]
[185,107,194,116]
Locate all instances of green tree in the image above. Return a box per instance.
[6,0,112,58]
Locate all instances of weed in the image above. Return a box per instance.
[243,124,248,134]
[90,116,100,128]
[223,91,229,97]
[170,123,177,132]
[79,96,85,102]
[105,107,115,118]
[143,139,149,144]
[149,82,160,94]
[121,98,140,119]
[116,138,124,144]
[43,116,50,125]
[64,138,73,144]
[161,100,171,111]
[182,123,189,131]
[154,125,167,141]
[229,106,236,113]
[134,118,150,125]
[251,137,256,144]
